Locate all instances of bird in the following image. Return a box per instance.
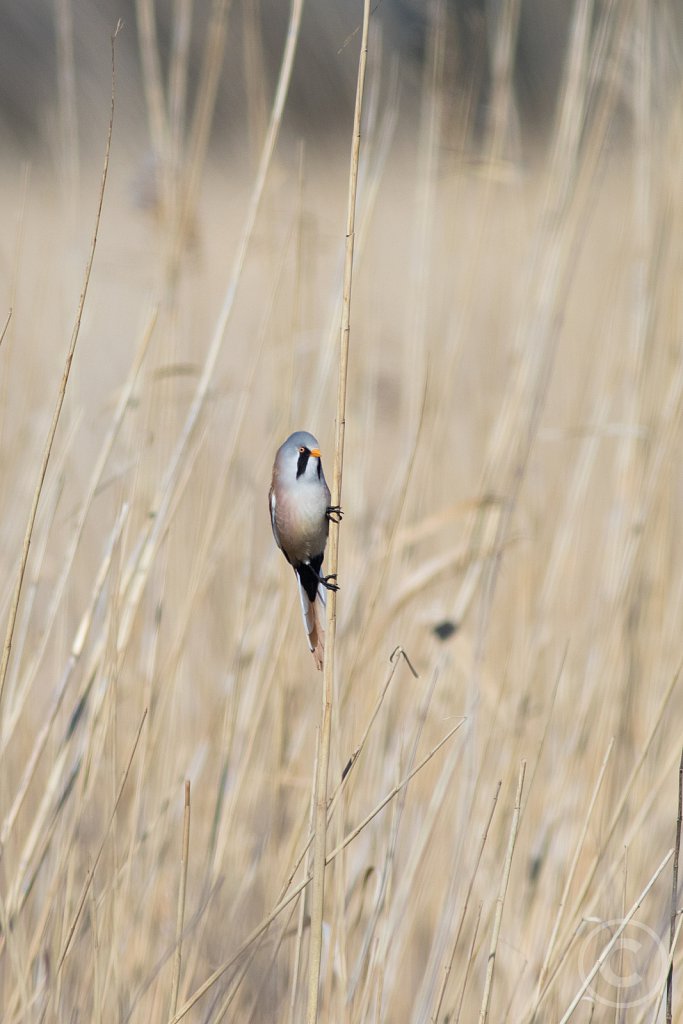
[269,431,342,670]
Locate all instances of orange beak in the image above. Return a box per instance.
[310,448,321,458]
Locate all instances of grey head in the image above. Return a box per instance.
[274,430,327,487]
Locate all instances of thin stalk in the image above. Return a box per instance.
[478,761,526,1024]
[169,780,191,1018]
[288,730,320,1024]
[559,849,674,1024]
[0,23,120,713]
[532,737,615,1012]
[305,2,371,1021]
[645,912,683,1024]
[667,749,683,1023]
[1,305,156,751]
[431,781,502,1022]
[535,667,680,1017]
[454,902,484,1024]
[168,720,463,1023]
[37,708,148,1023]
[116,0,305,655]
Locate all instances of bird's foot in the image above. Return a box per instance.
[326,505,344,524]
[320,573,340,592]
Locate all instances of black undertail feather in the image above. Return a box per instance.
[296,553,324,603]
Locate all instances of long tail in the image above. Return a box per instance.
[296,572,326,671]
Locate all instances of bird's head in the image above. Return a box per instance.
[276,431,324,484]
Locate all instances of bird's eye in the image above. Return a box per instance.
[298,446,305,453]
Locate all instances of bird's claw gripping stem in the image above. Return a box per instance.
[326,505,344,524]
[320,573,339,592]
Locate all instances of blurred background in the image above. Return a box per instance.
[4,0,681,156]
[1,0,571,151]
[0,2,683,1022]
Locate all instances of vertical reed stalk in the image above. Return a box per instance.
[305,3,371,1020]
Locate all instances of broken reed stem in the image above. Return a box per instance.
[170,780,191,1018]
[667,748,683,1024]
[305,2,371,1023]
[478,760,526,1024]
[0,25,119,714]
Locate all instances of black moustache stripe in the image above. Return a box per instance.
[296,449,309,478]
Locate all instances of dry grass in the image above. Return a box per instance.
[0,2,682,1022]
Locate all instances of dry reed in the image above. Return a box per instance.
[0,1,681,1022]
